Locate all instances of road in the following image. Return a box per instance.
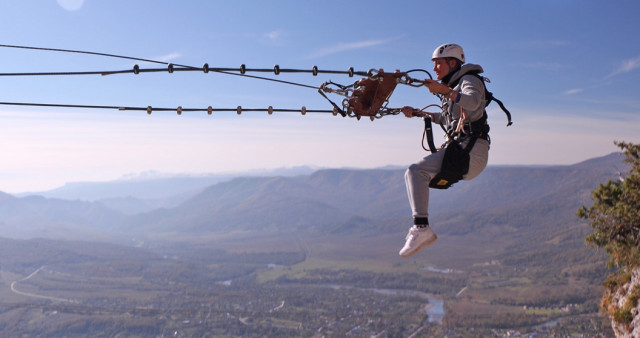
[10,266,76,303]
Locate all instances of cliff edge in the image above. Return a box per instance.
[608,267,640,337]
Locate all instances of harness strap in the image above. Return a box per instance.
[487,92,513,126]
[453,70,513,127]
[422,116,438,154]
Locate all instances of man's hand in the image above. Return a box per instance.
[402,106,416,118]
[424,79,450,95]
[402,106,434,118]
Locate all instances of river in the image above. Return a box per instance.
[328,285,445,324]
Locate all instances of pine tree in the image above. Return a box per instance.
[578,141,640,268]
[577,141,640,323]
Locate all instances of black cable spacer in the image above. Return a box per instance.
[203,63,209,73]
[312,66,318,76]
[240,64,246,74]
[273,65,280,75]
[348,67,354,77]
[168,63,174,73]
[133,64,140,75]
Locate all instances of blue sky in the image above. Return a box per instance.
[0,0,638,193]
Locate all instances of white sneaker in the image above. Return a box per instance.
[399,225,437,257]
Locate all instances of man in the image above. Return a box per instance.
[399,43,491,257]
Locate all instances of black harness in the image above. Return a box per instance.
[425,70,512,189]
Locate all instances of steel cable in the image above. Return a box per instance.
[0,44,434,119]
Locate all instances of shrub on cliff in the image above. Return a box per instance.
[578,141,640,324]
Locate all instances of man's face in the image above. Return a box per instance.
[432,58,451,80]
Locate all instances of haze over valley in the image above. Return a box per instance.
[0,153,624,336]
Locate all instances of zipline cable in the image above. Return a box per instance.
[0,44,369,90]
[0,44,352,112]
[0,44,370,76]
[0,44,191,68]
[0,44,436,120]
[0,101,336,115]
[0,66,342,90]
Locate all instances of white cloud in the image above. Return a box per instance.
[242,29,285,46]
[57,0,83,11]
[309,37,396,58]
[521,61,565,71]
[155,52,182,63]
[563,88,583,95]
[607,56,640,78]
[265,29,283,41]
[518,40,570,49]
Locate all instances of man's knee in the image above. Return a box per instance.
[406,164,431,183]
[405,164,418,179]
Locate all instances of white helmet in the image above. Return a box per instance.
[432,43,465,64]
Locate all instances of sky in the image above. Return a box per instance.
[0,0,638,193]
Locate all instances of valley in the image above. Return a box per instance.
[0,153,626,336]
[0,232,615,336]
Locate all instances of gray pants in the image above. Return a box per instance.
[405,138,490,220]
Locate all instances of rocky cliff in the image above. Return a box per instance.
[609,267,640,337]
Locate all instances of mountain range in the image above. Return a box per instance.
[0,152,625,336]
[0,152,626,265]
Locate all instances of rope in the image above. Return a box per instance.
[0,65,369,80]
[0,66,365,90]
[0,44,435,120]
[0,101,336,115]
[0,44,371,91]
[0,66,332,90]
[0,44,192,68]
[0,43,371,76]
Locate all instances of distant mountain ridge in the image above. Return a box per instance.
[0,192,125,240]
[115,152,625,241]
[0,153,626,250]
[20,166,319,201]
[18,166,319,215]
[120,169,407,236]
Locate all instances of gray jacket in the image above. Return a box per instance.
[432,64,487,132]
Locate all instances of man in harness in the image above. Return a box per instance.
[399,43,491,257]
